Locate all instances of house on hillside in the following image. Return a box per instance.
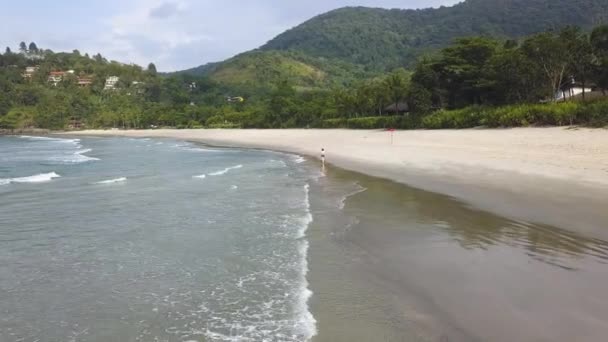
[77,76,93,87]
[104,76,120,90]
[48,71,65,86]
[132,81,145,95]
[22,66,39,79]
[47,70,75,86]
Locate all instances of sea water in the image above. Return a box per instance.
[0,136,316,341]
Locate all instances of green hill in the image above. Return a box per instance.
[177,0,608,87]
[201,50,372,90]
[261,0,608,71]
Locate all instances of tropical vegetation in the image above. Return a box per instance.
[1,8,608,131]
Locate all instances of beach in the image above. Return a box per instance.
[68,128,608,240]
[44,129,608,341]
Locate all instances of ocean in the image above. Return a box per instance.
[0,136,317,341]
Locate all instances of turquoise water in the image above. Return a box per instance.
[0,136,317,341]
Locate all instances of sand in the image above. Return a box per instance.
[61,128,608,341]
[65,128,608,238]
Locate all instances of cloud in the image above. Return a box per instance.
[149,2,181,19]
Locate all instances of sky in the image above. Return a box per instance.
[1,0,461,71]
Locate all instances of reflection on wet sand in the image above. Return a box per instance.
[313,166,608,342]
[336,167,608,271]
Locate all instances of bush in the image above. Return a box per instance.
[421,99,608,129]
[319,118,347,128]
[319,116,416,129]
[346,116,403,129]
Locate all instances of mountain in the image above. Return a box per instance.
[167,61,221,77]
[262,0,608,71]
[180,0,608,86]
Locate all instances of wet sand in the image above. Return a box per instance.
[308,165,608,341]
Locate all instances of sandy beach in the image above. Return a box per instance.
[67,127,608,239]
[54,129,608,341]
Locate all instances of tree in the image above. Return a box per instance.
[28,42,38,54]
[407,82,433,115]
[591,25,608,57]
[433,37,499,107]
[561,27,594,101]
[267,80,297,127]
[0,92,11,116]
[591,25,608,93]
[19,42,27,53]
[483,48,544,104]
[411,58,444,108]
[5,47,12,54]
[147,63,158,76]
[522,32,569,102]
[384,68,409,115]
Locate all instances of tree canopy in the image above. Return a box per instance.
[1,24,608,132]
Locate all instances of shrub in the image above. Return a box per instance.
[421,99,608,129]
[319,118,347,128]
[319,116,413,129]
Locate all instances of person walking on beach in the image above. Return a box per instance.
[321,148,326,166]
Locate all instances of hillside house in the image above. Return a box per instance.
[48,71,65,86]
[104,76,120,90]
[22,66,39,79]
[47,70,75,86]
[132,81,145,95]
[77,76,93,87]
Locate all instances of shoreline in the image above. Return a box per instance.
[61,128,608,240]
[38,131,608,341]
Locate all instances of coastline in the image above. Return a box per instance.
[63,128,608,240]
[42,131,608,341]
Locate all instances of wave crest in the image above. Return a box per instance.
[0,172,61,185]
[208,165,243,176]
[95,177,127,185]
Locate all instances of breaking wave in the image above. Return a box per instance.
[95,177,127,185]
[0,172,61,186]
[208,165,243,176]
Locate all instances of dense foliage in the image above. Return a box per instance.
[1,23,608,131]
[261,0,608,71]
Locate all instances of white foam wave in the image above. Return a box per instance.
[267,159,288,168]
[293,156,306,164]
[62,149,100,163]
[184,147,223,153]
[193,174,207,179]
[230,185,239,190]
[95,177,127,185]
[294,183,317,339]
[0,172,61,185]
[208,165,243,176]
[20,136,80,144]
[339,183,367,210]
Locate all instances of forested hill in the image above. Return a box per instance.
[261,0,608,71]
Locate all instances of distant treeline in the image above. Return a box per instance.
[1,25,608,131]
